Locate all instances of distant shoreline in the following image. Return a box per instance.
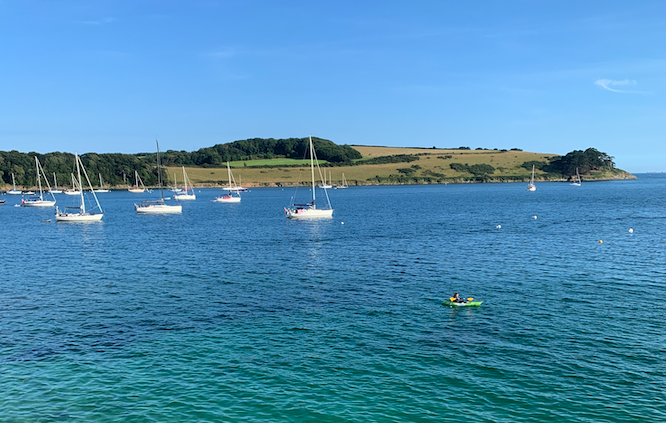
[3,173,637,192]
[1,145,636,190]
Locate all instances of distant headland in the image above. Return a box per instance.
[0,138,635,190]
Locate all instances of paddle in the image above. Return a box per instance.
[449,296,472,303]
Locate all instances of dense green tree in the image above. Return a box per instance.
[362,155,420,165]
[520,160,548,171]
[0,137,362,187]
[449,163,469,172]
[468,164,495,176]
[449,163,495,175]
[545,148,614,175]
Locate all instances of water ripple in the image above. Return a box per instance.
[1,180,665,421]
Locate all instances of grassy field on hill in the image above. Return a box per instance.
[227,158,321,167]
[165,146,632,187]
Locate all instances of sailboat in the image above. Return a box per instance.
[570,168,582,186]
[63,173,81,195]
[55,153,104,222]
[128,170,146,193]
[284,136,333,219]
[319,170,333,189]
[7,173,22,194]
[169,173,184,193]
[335,173,348,189]
[173,167,196,200]
[95,174,110,193]
[21,157,57,207]
[229,174,248,192]
[135,141,182,214]
[213,162,241,203]
[50,172,62,194]
[527,165,536,191]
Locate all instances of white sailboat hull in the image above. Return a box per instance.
[55,212,104,222]
[22,199,56,207]
[527,165,536,191]
[64,190,80,196]
[173,193,196,200]
[94,189,110,193]
[135,203,182,214]
[215,162,241,202]
[50,190,63,194]
[7,190,22,195]
[128,188,145,193]
[571,168,582,186]
[284,136,333,219]
[335,173,349,189]
[213,196,240,203]
[286,208,333,219]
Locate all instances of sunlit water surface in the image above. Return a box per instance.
[1,175,665,422]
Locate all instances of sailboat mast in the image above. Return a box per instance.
[78,153,103,213]
[156,140,164,200]
[75,153,86,212]
[35,157,43,198]
[54,172,58,190]
[310,136,316,205]
[12,173,16,191]
[531,165,535,184]
[36,158,55,200]
[227,162,232,189]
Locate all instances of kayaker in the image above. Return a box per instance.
[451,293,466,304]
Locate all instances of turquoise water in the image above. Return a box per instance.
[1,176,665,422]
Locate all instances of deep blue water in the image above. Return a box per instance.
[1,176,665,422]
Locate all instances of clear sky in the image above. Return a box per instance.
[1,1,664,172]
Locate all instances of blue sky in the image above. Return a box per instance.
[1,0,665,172]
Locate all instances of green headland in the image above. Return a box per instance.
[0,137,635,190]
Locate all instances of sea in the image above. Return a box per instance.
[1,175,664,422]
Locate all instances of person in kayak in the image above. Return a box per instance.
[451,293,466,304]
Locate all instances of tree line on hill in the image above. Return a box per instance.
[161,137,361,167]
[372,147,616,184]
[445,148,614,178]
[0,143,617,188]
[0,137,362,187]
[520,148,614,176]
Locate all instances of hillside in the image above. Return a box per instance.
[166,146,634,187]
[1,142,635,190]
